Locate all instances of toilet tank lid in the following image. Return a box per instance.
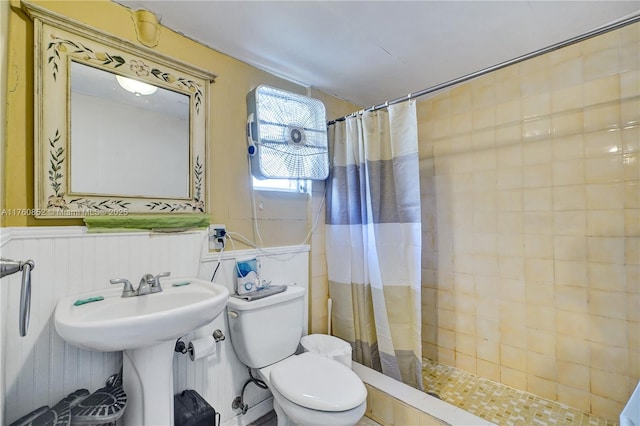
[226,285,305,311]
[270,352,367,412]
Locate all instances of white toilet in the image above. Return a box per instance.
[226,285,367,426]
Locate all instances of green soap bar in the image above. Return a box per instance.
[73,296,104,306]
[172,281,191,287]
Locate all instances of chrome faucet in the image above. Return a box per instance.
[110,272,171,297]
[110,278,136,297]
[137,274,155,296]
[151,272,171,293]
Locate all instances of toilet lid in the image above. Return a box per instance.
[269,352,367,412]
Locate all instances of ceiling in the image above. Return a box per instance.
[116,1,640,109]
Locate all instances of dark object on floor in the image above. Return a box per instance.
[427,391,442,400]
[9,389,88,426]
[10,386,127,426]
[174,389,220,426]
[70,386,127,425]
[105,368,122,388]
[9,406,51,426]
[9,402,71,426]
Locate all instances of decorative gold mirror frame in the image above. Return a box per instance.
[23,2,216,218]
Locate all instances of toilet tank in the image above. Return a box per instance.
[226,285,305,369]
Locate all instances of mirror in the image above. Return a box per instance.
[70,62,190,199]
[25,3,216,218]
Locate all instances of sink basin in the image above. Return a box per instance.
[55,277,229,352]
[54,277,229,426]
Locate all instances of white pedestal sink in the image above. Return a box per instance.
[54,277,229,426]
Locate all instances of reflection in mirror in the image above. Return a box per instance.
[69,61,190,199]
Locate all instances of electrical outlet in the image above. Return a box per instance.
[209,224,226,250]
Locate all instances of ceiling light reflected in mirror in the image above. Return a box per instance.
[116,74,158,96]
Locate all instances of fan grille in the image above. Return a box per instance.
[254,86,328,180]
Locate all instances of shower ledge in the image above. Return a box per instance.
[352,362,495,426]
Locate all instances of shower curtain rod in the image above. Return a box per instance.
[327,12,640,126]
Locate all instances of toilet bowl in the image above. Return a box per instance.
[226,285,368,426]
[259,352,366,426]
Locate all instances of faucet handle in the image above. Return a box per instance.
[151,272,170,293]
[110,278,136,297]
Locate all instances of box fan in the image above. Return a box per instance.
[247,85,329,180]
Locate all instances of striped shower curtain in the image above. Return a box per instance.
[326,100,423,389]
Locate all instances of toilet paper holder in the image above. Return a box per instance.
[175,329,225,356]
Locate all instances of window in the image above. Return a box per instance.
[252,177,310,193]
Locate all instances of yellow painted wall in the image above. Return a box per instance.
[1,0,9,221]
[418,22,639,421]
[0,1,9,419]
[2,0,359,335]
[2,0,358,250]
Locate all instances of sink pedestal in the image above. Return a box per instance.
[122,340,176,426]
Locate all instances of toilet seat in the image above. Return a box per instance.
[270,384,367,426]
[269,352,367,412]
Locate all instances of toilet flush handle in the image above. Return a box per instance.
[227,310,238,319]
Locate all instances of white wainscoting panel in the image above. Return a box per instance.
[0,227,309,425]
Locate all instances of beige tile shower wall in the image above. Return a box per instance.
[418,23,639,421]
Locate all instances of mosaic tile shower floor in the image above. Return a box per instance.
[422,358,618,426]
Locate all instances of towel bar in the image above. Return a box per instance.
[1,258,35,337]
